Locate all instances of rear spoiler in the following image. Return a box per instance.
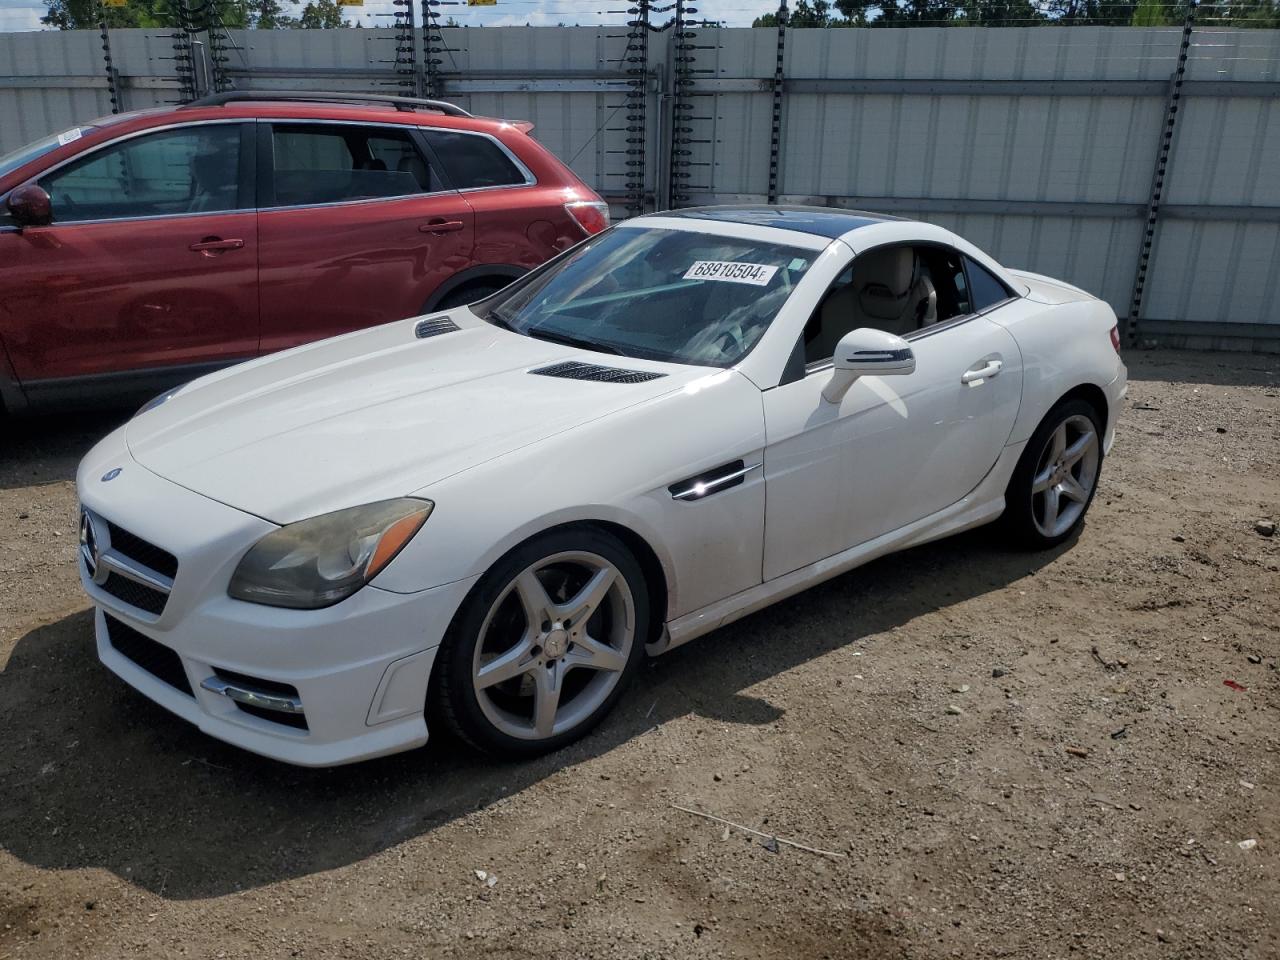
[508,120,535,134]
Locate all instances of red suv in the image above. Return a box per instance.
[0,91,609,413]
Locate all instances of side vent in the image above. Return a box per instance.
[414,316,460,340]
[669,460,760,501]
[530,360,665,384]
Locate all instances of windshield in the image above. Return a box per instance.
[0,127,91,182]
[479,226,816,367]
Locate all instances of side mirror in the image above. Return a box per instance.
[6,183,52,228]
[822,327,915,403]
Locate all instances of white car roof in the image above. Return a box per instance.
[623,205,1020,293]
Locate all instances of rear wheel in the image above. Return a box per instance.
[434,280,508,311]
[1002,398,1103,549]
[432,528,648,757]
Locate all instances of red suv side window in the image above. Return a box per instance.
[268,123,442,207]
[422,130,530,190]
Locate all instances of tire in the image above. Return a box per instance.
[433,281,508,311]
[431,527,649,757]
[1001,397,1105,550]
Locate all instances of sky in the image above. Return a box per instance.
[0,0,783,32]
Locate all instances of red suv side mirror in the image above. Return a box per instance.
[7,183,52,228]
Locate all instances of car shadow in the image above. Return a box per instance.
[0,526,1070,900]
[0,410,128,490]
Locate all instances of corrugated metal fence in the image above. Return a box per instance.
[2,23,1278,351]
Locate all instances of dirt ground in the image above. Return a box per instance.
[1,348,1277,960]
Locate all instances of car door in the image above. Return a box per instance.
[762,243,1022,581]
[0,122,258,394]
[256,120,475,352]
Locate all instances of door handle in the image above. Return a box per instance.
[420,219,465,234]
[189,237,244,254]
[961,359,1003,384]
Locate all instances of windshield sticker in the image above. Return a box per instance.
[683,260,779,286]
[56,128,83,146]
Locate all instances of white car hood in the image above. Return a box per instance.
[127,316,697,524]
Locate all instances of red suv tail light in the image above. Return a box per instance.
[1109,324,1121,353]
[565,200,610,236]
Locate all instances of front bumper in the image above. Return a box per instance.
[78,438,477,767]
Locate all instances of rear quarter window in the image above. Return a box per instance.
[965,257,1015,312]
[423,130,529,190]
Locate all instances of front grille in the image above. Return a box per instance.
[530,360,666,384]
[105,521,178,578]
[104,614,193,696]
[101,572,168,615]
[234,702,309,730]
[84,511,177,618]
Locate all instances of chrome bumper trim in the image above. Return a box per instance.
[200,676,304,714]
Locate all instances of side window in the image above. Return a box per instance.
[916,245,971,321]
[268,124,438,207]
[422,130,528,190]
[801,244,978,365]
[40,125,242,223]
[965,256,1014,312]
[803,266,857,365]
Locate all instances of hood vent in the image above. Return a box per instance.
[414,316,460,339]
[530,360,665,384]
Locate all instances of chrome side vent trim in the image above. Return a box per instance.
[530,360,665,384]
[414,316,460,339]
[669,460,760,501]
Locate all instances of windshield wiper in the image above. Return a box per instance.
[526,328,623,356]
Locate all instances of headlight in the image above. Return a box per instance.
[228,498,433,609]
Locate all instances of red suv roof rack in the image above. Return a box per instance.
[185,90,473,118]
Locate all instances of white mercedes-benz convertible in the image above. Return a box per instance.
[77,206,1126,766]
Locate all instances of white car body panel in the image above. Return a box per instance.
[126,318,706,524]
[762,315,1022,579]
[76,207,1126,765]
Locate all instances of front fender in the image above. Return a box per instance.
[375,371,768,623]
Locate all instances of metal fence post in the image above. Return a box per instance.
[621,0,651,216]
[1126,2,1197,346]
[421,1,442,99]
[164,0,199,103]
[667,0,718,209]
[381,0,419,96]
[767,0,787,204]
[96,1,121,114]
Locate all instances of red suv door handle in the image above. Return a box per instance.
[420,219,465,235]
[189,237,245,255]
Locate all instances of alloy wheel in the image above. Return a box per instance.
[471,550,635,741]
[1030,413,1100,539]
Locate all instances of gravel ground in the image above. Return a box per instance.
[1,348,1277,960]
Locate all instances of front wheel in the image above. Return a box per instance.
[431,528,649,757]
[1002,398,1104,549]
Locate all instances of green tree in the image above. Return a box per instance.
[43,0,165,29]
[299,0,346,28]
[41,0,356,29]
[753,0,840,27]
[1130,0,1172,24]
[43,0,250,29]
[251,0,300,28]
